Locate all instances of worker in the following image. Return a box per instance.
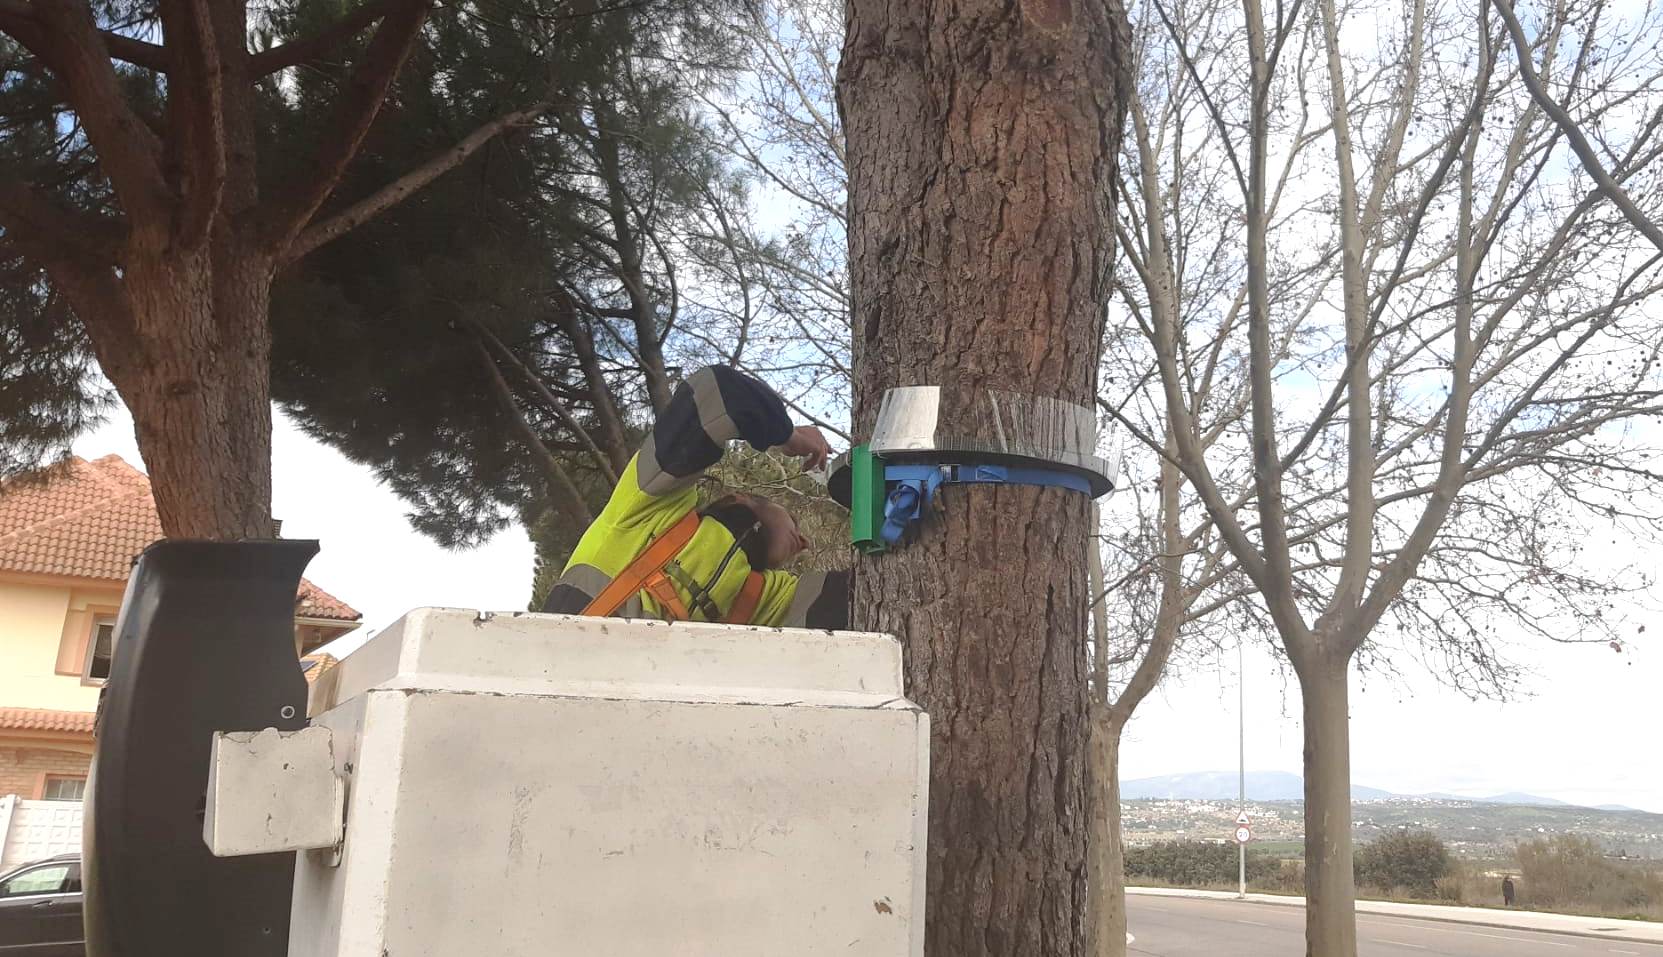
[540,365,850,628]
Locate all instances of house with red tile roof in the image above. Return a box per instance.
[0,454,359,801]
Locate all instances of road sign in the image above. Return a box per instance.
[1234,825,1253,844]
[1236,812,1250,825]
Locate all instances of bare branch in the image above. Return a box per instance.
[1490,0,1663,253]
[473,318,618,485]
[473,338,593,528]
[1107,431,1184,726]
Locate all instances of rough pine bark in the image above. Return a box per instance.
[97,246,278,539]
[838,0,1131,953]
[80,5,280,541]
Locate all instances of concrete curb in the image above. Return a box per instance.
[1127,886,1663,946]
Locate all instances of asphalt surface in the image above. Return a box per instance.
[1128,894,1663,957]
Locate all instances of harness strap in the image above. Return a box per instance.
[724,572,766,624]
[661,561,720,621]
[580,512,701,617]
[641,570,694,621]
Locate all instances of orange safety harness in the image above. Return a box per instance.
[580,511,765,624]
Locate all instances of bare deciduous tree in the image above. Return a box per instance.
[1120,0,1663,949]
[697,0,852,424]
[1091,316,1269,955]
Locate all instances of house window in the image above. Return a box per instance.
[85,615,116,682]
[41,776,87,801]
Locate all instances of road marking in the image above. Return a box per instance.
[1359,917,1575,948]
[1479,934,1570,949]
[1377,941,1428,950]
[1235,919,1269,927]
[1609,950,1640,955]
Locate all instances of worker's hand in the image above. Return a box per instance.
[780,425,832,472]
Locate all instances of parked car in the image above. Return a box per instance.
[0,853,83,956]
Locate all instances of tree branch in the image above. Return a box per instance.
[0,180,124,266]
[249,0,408,75]
[285,101,551,262]
[1242,0,1307,625]
[1490,0,1663,253]
[1149,0,1248,197]
[474,338,593,528]
[550,294,632,471]
[11,0,171,224]
[1108,430,1185,726]
[261,0,434,256]
[0,0,169,71]
[160,0,225,247]
[472,317,618,485]
[1314,0,1377,622]
[0,197,135,359]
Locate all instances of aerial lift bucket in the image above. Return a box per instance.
[82,539,319,957]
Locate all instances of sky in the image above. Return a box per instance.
[1117,634,1663,813]
[74,406,535,655]
[72,404,1663,815]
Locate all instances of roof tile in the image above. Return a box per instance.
[300,653,340,686]
[0,708,97,734]
[0,456,359,622]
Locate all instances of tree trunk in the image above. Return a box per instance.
[95,244,277,540]
[1296,649,1357,957]
[1090,708,1127,957]
[839,0,1131,953]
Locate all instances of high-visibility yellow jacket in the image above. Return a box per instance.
[540,366,847,628]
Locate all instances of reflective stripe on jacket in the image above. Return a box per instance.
[540,366,849,629]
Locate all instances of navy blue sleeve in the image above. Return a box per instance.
[635,366,794,495]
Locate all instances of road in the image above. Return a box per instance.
[1128,894,1663,957]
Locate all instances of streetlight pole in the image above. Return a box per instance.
[1238,636,1246,899]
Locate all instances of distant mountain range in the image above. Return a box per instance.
[1121,771,1635,811]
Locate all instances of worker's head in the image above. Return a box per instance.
[701,493,809,570]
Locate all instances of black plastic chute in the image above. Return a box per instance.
[83,539,318,957]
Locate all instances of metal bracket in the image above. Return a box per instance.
[204,727,346,857]
[829,386,1118,553]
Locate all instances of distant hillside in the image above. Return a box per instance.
[1417,790,1570,807]
[1121,771,1391,801]
[1120,796,1663,859]
[1123,771,1610,809]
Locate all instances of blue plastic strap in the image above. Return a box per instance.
[949,463,1092,494]
[880,468,944,545]
[877,462,1090,544]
